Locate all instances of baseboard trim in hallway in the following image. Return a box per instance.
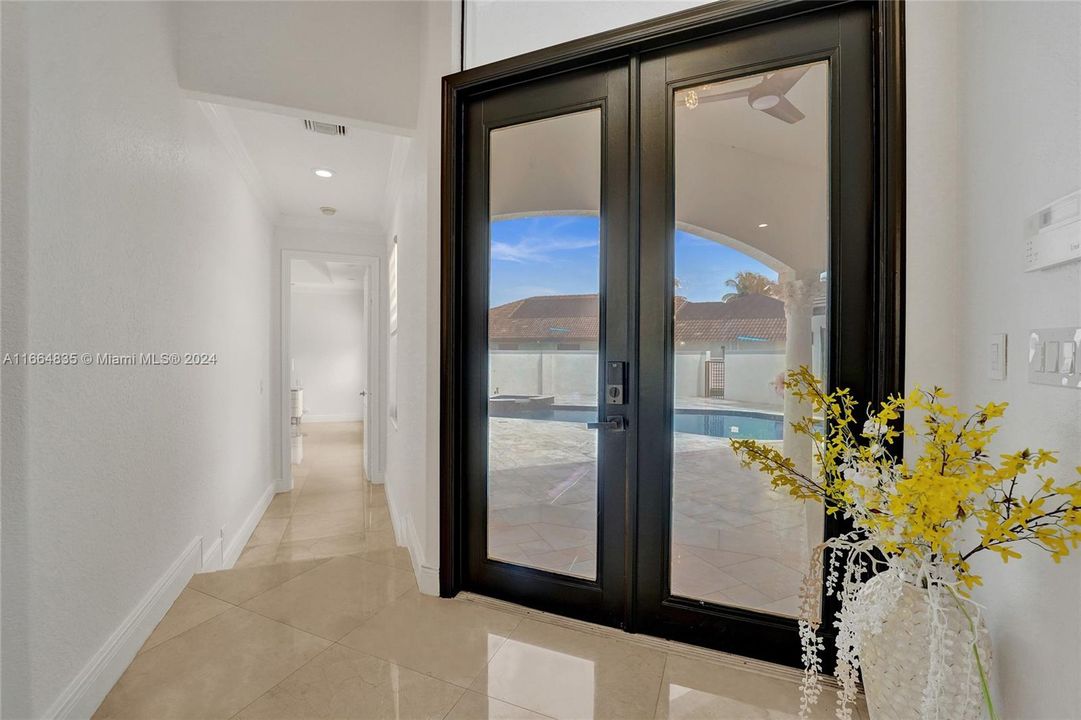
[386,485,440,596]
[222,482,276,569]
[45,537,203,720]
[404,513,440,596]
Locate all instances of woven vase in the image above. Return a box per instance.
[858,570,992,720]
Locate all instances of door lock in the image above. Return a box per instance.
[606,361,626,405]
[587,416,626,431]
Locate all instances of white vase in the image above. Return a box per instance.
[858,570,992,720]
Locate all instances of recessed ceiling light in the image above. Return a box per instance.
[320,206,337,216]
[313,168,334,178]
[758,223,769,228]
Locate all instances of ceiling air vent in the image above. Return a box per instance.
[303,119,347,136]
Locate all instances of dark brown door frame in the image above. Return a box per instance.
[440,0,904,662]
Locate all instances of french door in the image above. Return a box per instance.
[456,63,633,628]
[442,0,903,669]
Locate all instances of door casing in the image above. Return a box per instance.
[280,249,386,490]
[440,0,905,667]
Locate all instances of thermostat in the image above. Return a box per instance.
[1025,190,1081,272]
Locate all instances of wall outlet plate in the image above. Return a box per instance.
[1028,328,1081,389]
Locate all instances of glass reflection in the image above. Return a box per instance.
[670,61,829,616]
[486,110,602,580]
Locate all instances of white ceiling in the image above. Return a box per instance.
[176,1,424,134]
[221,104,403,231]
[291,259,367,291]
[488,60,829,276]
[675,62,829,169]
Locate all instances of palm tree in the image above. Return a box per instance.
[722,271,777,301]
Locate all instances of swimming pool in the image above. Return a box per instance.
[489,403,783,441]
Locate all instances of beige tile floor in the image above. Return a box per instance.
[98,565,865,719]
[95,421,864,719]
[231,423,406,570]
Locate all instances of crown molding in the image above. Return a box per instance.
[183,89,415,138]
[275,213,386,238]
[196,101,278,221]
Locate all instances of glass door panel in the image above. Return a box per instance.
[634,2,876,666]
[487,110,602,580]
[670,62,829,616]
[458,61,630,627]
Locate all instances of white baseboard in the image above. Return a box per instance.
[384,480,406,547]
[45,537,202,720]
[302,414,364,423]
[222,481,276,569]
[403,513,439,597]
[275,475,293,494]
[383,481,438,596]
[201,535,224,573]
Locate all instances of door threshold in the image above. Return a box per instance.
[455,591,856,694]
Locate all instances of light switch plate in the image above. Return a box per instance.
[1063,341,1077,374]
[1028,328,1081,388]
[989,333,1007,380]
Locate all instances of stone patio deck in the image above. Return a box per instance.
[487,417,814,617]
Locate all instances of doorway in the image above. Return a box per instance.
[280,250,384,492]
[442,1,904,668]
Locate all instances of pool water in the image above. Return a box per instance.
[672,410,782,440]
[490,405,783,441]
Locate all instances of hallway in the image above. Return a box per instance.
[233,423,406,570]
[5,2,1080,718]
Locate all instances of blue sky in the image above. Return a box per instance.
[489,215,777,306]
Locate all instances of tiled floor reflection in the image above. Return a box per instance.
[96,418,856,719]
[488,418,598,579]
[99,557,864,719]
[234,422,410,570]
[487,416,813,615]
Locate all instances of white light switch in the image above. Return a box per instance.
[1028,328,1081,389]
[1063,341,1077,374]
[989,334,1007,380]
[1046,342,1060,372]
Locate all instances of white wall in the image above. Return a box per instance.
[673,352,784,405]
[1,3,275,717]
[174,1,424,134]
[722,353,785,406]
[383,0,459,596]
[290,289,367,422]
[904,1,962,396]
[489,352,598,398]
[465,0,711,68]
[948,2,1080,716]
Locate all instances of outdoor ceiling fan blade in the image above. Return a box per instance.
[759,65,811,96]
[762,96,805,124]
[696,89,750,103]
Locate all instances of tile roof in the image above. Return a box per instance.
[489,292,785,343]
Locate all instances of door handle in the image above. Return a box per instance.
[587,416,625,431]
[359,391,367,397]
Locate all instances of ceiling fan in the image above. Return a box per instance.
[683,66,810,124]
